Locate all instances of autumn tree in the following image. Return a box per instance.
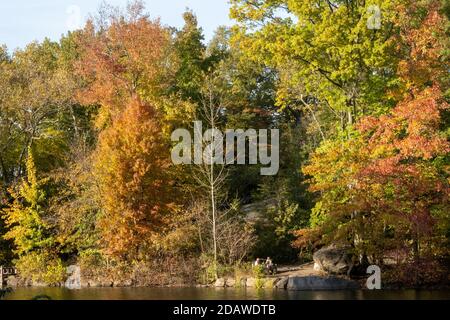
[72,2,182,262]
[0,33,88,269]
[2,148,53,254]
[1,148,64,284]
[0,39,78,185]
[295,1,449,284]
[75,1,169,127]
[194,102,256,279]
[93,99,177,261]
[297,87,449,259]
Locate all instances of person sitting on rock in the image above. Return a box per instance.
[265,257,277,275]
[254,258,263,267]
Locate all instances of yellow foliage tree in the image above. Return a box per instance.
[2,148,54,254]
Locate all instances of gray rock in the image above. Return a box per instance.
[114,279,133,287]
[287,276,360,291]
[241,199,277,222]
[274,277,289,289]
[102,281,114,287]
[32,281,48,287]
[226,278,236,287]
[313,246,354,275]
[214,278,226,287]
[89,280,113,287]
[87,281,100,287]
[80,279,90,288]
[267,278,280,288]
[6,276,18,287]
[246,277,256,288]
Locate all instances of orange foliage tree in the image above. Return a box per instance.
[73,3,179,261]
[94,99,177,260]
[74,1,169,126]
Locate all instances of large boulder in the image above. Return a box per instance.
[313,246,354,275]
[241,199,277,223]
[274,277,289,289]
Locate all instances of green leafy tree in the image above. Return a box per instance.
[230,0,402,131]
[170,10,208,103]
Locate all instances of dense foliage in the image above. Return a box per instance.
[0,0,448,286]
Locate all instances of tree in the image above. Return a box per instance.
[170,10,208,104]
[184,76,258,277]
[295,1,449,281]
[0,29,86,271]
[1,148,64,284]
[230,0,402,132]
[297,86,449,262]
[0,40,76,184]
[2,148,54,255]
[190,81,228,275]
[93,99,177,261]
[206,26,278,201]
[0,45,15,187]
[75,1,169,126]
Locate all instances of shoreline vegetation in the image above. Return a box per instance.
[3,261,450,291]
[1,0,449,295]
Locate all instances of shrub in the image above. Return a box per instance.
[15,251,65,285]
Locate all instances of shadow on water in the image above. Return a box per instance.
[4,287,450,300]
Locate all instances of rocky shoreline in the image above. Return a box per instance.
[211,275,360,291]
[4,275,361,291]
[3,246,447,290]
[3,260,362,291]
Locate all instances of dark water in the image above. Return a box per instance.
[4,287,450,300]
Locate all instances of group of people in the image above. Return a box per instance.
[254,257,277,275]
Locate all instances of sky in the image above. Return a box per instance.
[0,1,233,52]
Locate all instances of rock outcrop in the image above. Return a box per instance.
[274,277,289,289]
[214,278,226,287]
[313,246,354,275]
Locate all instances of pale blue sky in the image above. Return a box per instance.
[0,1,232,51]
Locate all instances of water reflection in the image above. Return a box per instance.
[4,287,450,300]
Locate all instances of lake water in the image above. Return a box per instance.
[4,287,450,300]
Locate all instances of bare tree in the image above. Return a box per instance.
[190,78,256,278]
[191,79,227,276]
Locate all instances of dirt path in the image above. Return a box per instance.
[272,262,325,278]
